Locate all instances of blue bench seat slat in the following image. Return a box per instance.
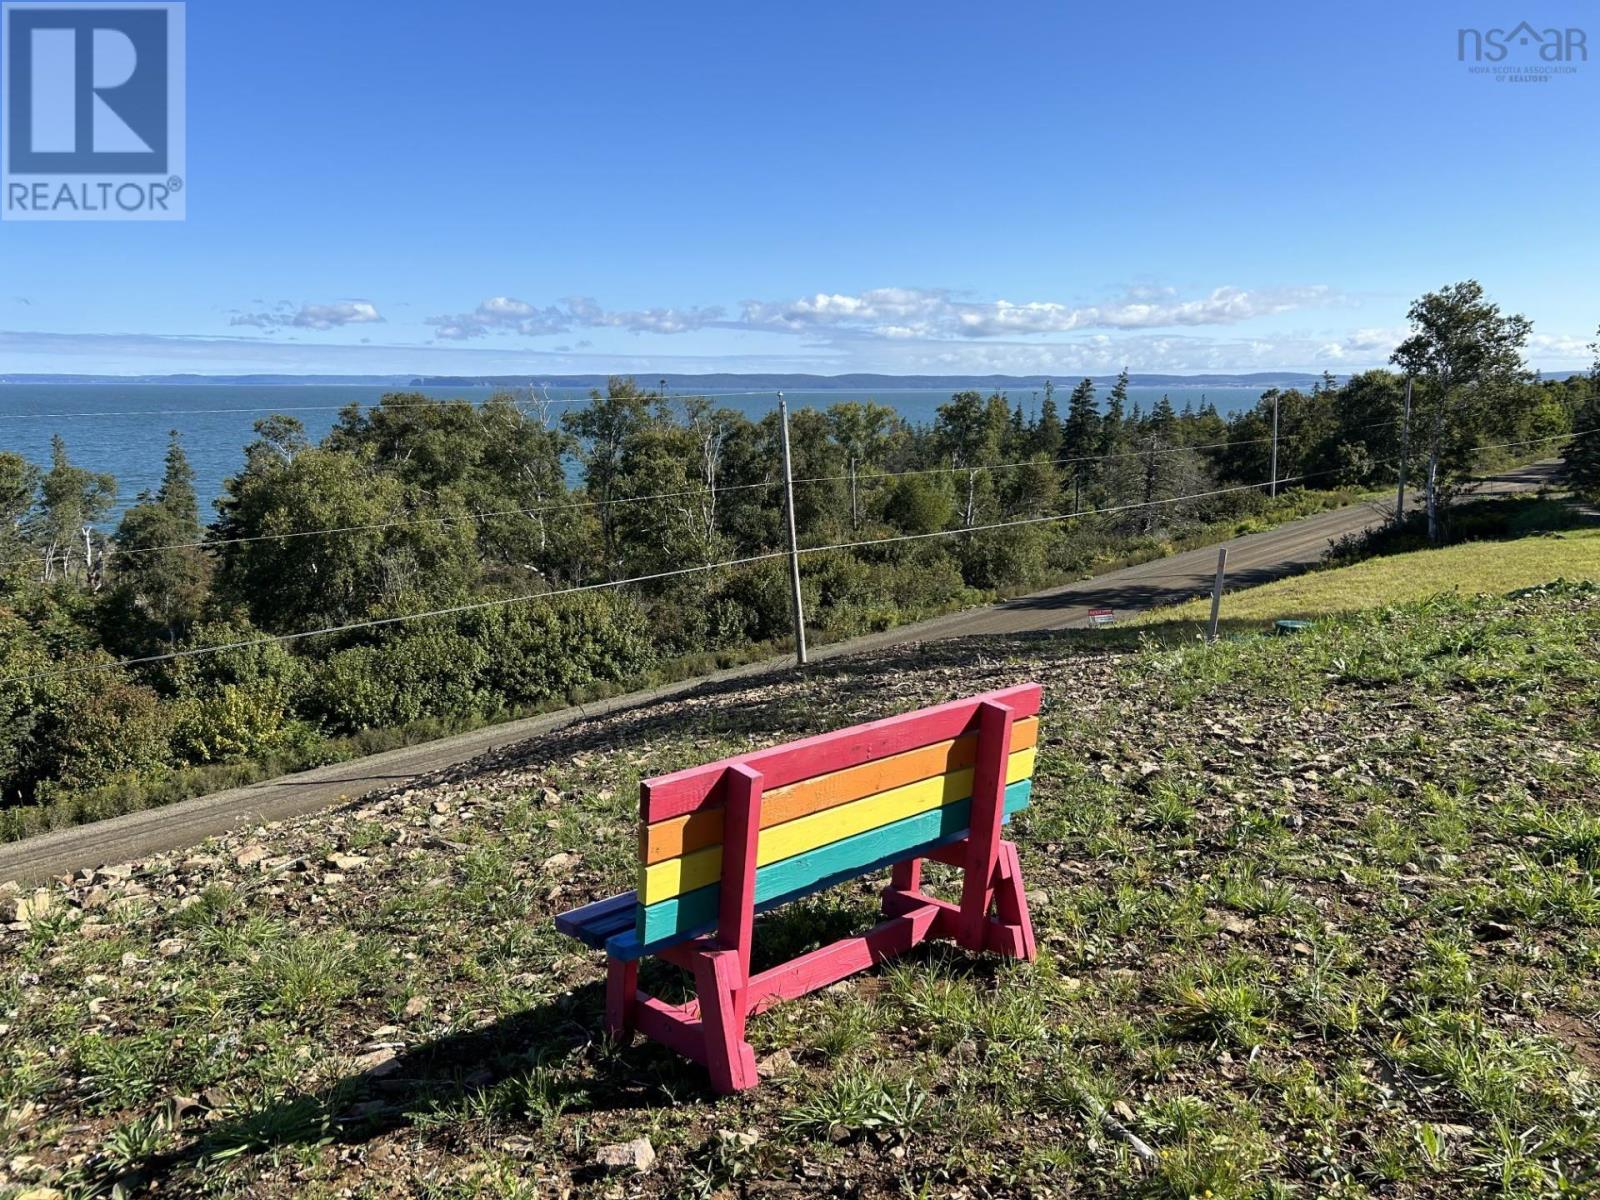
[604,779,1031,961]
[553,889,638,949]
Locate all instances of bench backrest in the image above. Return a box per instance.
[609,682,1042,958]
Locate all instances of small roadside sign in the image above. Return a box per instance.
[1088,607,1116,627]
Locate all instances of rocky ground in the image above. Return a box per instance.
[2,583,1598,1198]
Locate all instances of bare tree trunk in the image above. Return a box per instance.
[1426,451,1440,544]
[849,457,859,531]
[1426,393,1447,545]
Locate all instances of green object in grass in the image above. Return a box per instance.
[1274,619,1312,636]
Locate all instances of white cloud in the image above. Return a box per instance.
[421,283,1338,347]
[230,300,384,331]
[1313,326,1408,362]
[739,285,1338,339]
[427,295,724,340]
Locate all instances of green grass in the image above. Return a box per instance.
[2,583,1598,1197]
[1136,526,1600,631]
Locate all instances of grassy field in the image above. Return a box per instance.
[1135,527,1600,634]
[2,580,1598,1198]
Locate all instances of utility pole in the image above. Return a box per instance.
[1395,376,1412,528]
[1206,546,1228,644]
[778,393,808,666]
[1269,391,1279,498]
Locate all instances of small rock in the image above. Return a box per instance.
[16,1188,66,1200]
[321,873,346,886]
[1205,907,1252,936]
[326,853,368,872]
[156,938,185,958]
[353,1048,400,1077]
[79,886,113,911]
[1025,889,1050,908]
[3,889,54,925]
[402,995,430,1019]
[234,845,269,868]
[756,1048,794,1079]
[595,1137,655,1174]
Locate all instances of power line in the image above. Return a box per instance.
[2,424,1580,689]
[0,434,1280,568]
[0,469,1353,686]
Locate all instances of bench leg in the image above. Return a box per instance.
[605,957,637,1042]
[694,948,758,1093]
[992,840,1037,961]
[959,700,1014,952]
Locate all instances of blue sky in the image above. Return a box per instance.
[2,0,1596,376]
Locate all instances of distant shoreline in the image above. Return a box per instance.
[2,369,1586,390]
[3,371,1327,389]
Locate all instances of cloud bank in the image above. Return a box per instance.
[424,284,1339,343]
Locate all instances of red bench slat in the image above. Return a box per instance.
[639,681,1041,823]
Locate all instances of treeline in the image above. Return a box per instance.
[0,309,1591,820]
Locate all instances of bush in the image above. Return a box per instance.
[171,678,307,764]
[29,663,173,799]
[955,524,1053,591]
[310,592,656,734]
[469,591,655,704]
[312,625,490,733]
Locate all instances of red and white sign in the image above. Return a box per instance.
[1088,607,1116,626]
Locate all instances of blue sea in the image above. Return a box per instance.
[0,383,1269,522]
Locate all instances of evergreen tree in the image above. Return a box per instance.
[1034,379,1063,459]
[1063,378,1100,512]
[112,431,211,643]
[1101,368,1129,455]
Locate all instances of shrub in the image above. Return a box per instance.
[29,663,173,798]
[171,678,304,764]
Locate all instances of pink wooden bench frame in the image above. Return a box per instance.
[603,684,1040,1093]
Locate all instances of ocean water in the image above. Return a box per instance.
[0,383,1269,522]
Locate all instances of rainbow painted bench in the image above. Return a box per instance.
[554,682,1042,1093]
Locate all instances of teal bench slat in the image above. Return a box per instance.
[605,779,1032,960]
